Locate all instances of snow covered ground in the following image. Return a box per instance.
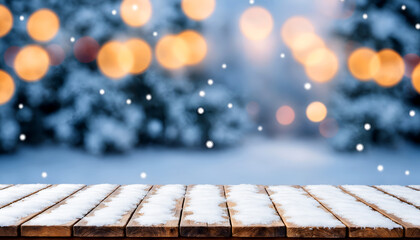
[0,137,418,185]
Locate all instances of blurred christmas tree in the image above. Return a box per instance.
[330,0,420,151]
[0,0,248,154]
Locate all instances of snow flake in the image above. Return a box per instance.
[19,15,24,21]
[126,99,132,105]
[257,125,263,131]
[153,32,158,37]
[199,91,205,97]
[249,0,254,5]
[146,94,152,101]
[132,4,138,10]
[197,107,204,114]
[401,5,406,10]
[416,23,420,30]
[18,103,24,109]
[19,134,26,141]
[363,13,368,19]
[280,53,285,58]
[206,140,214,149]
[364,123,371,131]
[405,170,410,176]
[377,165,384,172]
[304,83,311,90]
[99,89,105,95]
[227,103,233,109]
[140,172,147,179]
[356,143,364,152]
[208,79,214,85]
[221,63,227,69]
[111,9,117,15]
[70,37,75,42]
[41,172,47,178]
[409,110,415,117]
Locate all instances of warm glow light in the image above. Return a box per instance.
[304,47,339,83]
[290,32,325,63]
[4,46,20,68]
[281,16,315,47]
[0,5,13,37]
[46,44,65,66]
[239,7,273,41]
[14,45,50,82]
[276,105,295,125]
[125,38,152,74]
[155,35,189,70]
[27,9,60,42]
[0,70,15,105]
[97,41,134,79]
[348,47,378,81]
[412,64,420,94]
[371,49,405,87]
[319,118,338,138]
[177,30,207,65]
[181,0,215,21]
[74,36,100,63]
[306,101,327,122]
[120,0,152,27]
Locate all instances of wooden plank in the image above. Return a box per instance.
[21,184,118,237]
[408,185,420,191]
[73,184,151,237]
[0,184,12,190]
[180,185,231,237]
[303,185,403,238]
[0,184,85,236]
[0,184,50,209]
[126,184,186,237]
[374,185,420,208]
[340,185,420,238]
[267,185,346,238]
[225,185,285,237]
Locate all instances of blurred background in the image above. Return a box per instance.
[0,0,419,184]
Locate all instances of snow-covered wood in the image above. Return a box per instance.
[21,184,118,237]
[0,184,84,236]
[304,185,402,238]
[267,185,346,238]
[375,185,420,207]
[126,185,186,237]
[341,185,420,238]
[409,185,420,191]
[225,184,285,237]
[0,184,11,190]
[0,184,49,208]
[74,184,151,237]
[180,185,230,237]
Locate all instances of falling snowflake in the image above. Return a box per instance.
[146,94,152,101]
[280,53,285,58]
[19,15,24,21]
[257,126,263,131]
[19,134,26,141]
[364,123,371,131]
[356,143,364,152]
[111,9,117,15]
[208,79,214,85]
[304,83,311,90]
[70,37,75,42]
[99,89,105,95]
[153,31,158,37]
[405,170,410,176]
[377,165,384,172]
[227,103,233,109]
[126,99,132,105]
[221,63,227,69]
[140,172,147,179]
[197,107,204,114]
[18,103,24,109]
[401,5,406,10]
[206,140,214,149]
[409,110,416,117]
[199,91,205,97]
[362,13,368,19]
[41,172,48,178]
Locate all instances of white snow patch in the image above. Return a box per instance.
[0,184,48,207]
[342,185,420,226]
[409,185,420,190]
[305,185,401,229]
[226,184,280,225]
[83,185,149,226]
[26,184,116,226]
[0,184,83,226]
[375,185,420,207]
[184,185,227,224]
[0,184,10,189]
[135,184,185,226]
[268,186,343,227]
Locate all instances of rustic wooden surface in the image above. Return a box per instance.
[408,185,420,191]
[373,185,420,208]
[0,184,51,209]
[0,184,11,190]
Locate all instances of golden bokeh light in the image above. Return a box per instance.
[0,70,15,105]
[276,105,295,125]
[281,16,315,47]
[319,118,338,138]
[125,38,152,74]
[97,41,134,79]
[14,45,50,82]
[290,32,325,63]
[27,9,60,42]
[412,64,420,94]
[370,49,405,87]
[239,6,273,41]
[178,30,207,65]
[304,47,339,83]
[120,0,152,27]
[181,0,215,21]
[155,34,189,70]
[306,101,327,122]
[0,5,13,38]
[348,47,378,81]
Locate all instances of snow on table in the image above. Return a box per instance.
[126,184,186,237]
[267,185,345,238]
[180,185,230,237]
[0,184,84,236]
[375,185,420,207]
[225,184,285,237]
[304,185,402,238]
[409,185,420,191]
[0,184,49,208]
[21,184,118,237]
[341,185,420,237]
[73,184,150,237]
[0,184,11,190]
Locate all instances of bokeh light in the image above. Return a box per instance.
[276,105,295,125]
[290,32,325,63]
[4,46,20,68]
[281,16,315,47]
[155,34,189,70]
[240,7,273,41]
[74,36,99,63]
[403,53,420,78]
[348,47,378,81]
[125,38,152,74]
[181,0,215,21]
[0,5,13,38]
[27,9,60,42]
[14,45,50,82]
[177,30,207,65]
[120,0,152,27]
[412,64,420,94]
[0,70,15,105]
[304,47,339,83]
[319,118,338,138]
[46,44,65,66]
[371,49,405,87]
[97,41,134,79]
[306,101,327,122]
